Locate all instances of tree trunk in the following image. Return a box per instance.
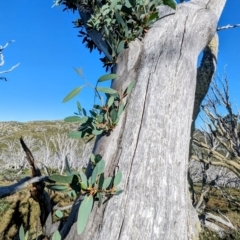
[63,1,226,239]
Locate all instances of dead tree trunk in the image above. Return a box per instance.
[62,1,226,239]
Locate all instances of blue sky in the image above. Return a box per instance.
[0,0,239,122]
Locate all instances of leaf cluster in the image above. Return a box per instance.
[47,154,123,235]
[63,71,135,140]
[87,0,169,59]
[55,0,176,67]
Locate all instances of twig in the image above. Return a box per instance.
[0,63,20,74]
[217,24,240,31]
[0,175,49,198]
[53,203,73,211]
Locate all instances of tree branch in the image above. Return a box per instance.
[0,175,49,198]
[217,24,240,31]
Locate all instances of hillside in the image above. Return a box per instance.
[0,120,93,173]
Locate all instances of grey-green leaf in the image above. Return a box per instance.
[102,177,112,189]
[77,195,94,235]
[19,225,24,240]
[98,73,118,82]
[98,173,104,189]
[126,80,136,94]
[49,174,73,184]
[114,170,122,186]
[91,165,98,185]
[80,171,88,187]
[117,103,125,117]
[96,87,118,94]
[114,189,124,195]
[74,67,84,78]
[47,185,68,192]
[62,86,83,103]
[163,0,176,10]
[52,230,61,240]
[107,96,115,107]
[64,116,83,123]
[77,101,82,111]
[24,231,29,240]
[97,160,105,175]
[117,40,125,55]
[55,210,63,218]
[65,156,72,175]
[68,131,82,139]
[110,0,119,10]
[97,192,103,207]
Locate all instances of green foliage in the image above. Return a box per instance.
[87,0,170,59]
[62,86,83,103]
[77,195,93,234]
[47,154,123,235]
[19,225,29,240]
[64,69,136,140]
[52,230,61,240]
[54,0,176,68]
[55,209,64,218]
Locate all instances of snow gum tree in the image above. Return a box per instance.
[56,0,227,239]
[0,0,232,239]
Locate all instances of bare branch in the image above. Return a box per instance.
[206,212,236,230]
[0,175,49,198]
[217,23,240,31]
[53,203,73,211]
[0,62,20,74]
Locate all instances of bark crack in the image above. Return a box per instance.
[117,51,163,240]
[175,16,188,77]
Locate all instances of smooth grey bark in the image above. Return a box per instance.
[63,1,226,239]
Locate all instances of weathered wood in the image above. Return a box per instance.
[63,1,227,239]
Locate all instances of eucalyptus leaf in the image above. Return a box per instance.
[98,173,105,189]
[114,189,124,195]
[96,87,118,94]
[77,101,82,111]
[117,40,125,54]
[97,192,103,207]
[98,73,118,82]
[62,86,82,103]
[88,176,92,187]
[80,171,88,187]
[117,103,125,117]
[65,156,72,175]
[64,116,84,123]
[74,67,84,78]
[55,210,63,218]
[47,185,68,192]
[107,96,115,107]
[68,131,82,139]
[115,10,125,29]
[97,114,104,123]
[110,0,119,10]
[48,174,73,184]
[82,108,87,116]
[90,153,96,164]
[91,165,99,185]
[24,231,29,240]
[110,109,118,122]
[102,177,112,190]
[163,0,176,10]
[77,195,94,235]
[126,80,136,95]
[19,225,24,240]
[97,160,105,175]
[114,170,122,186]
[52,230,61,240]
